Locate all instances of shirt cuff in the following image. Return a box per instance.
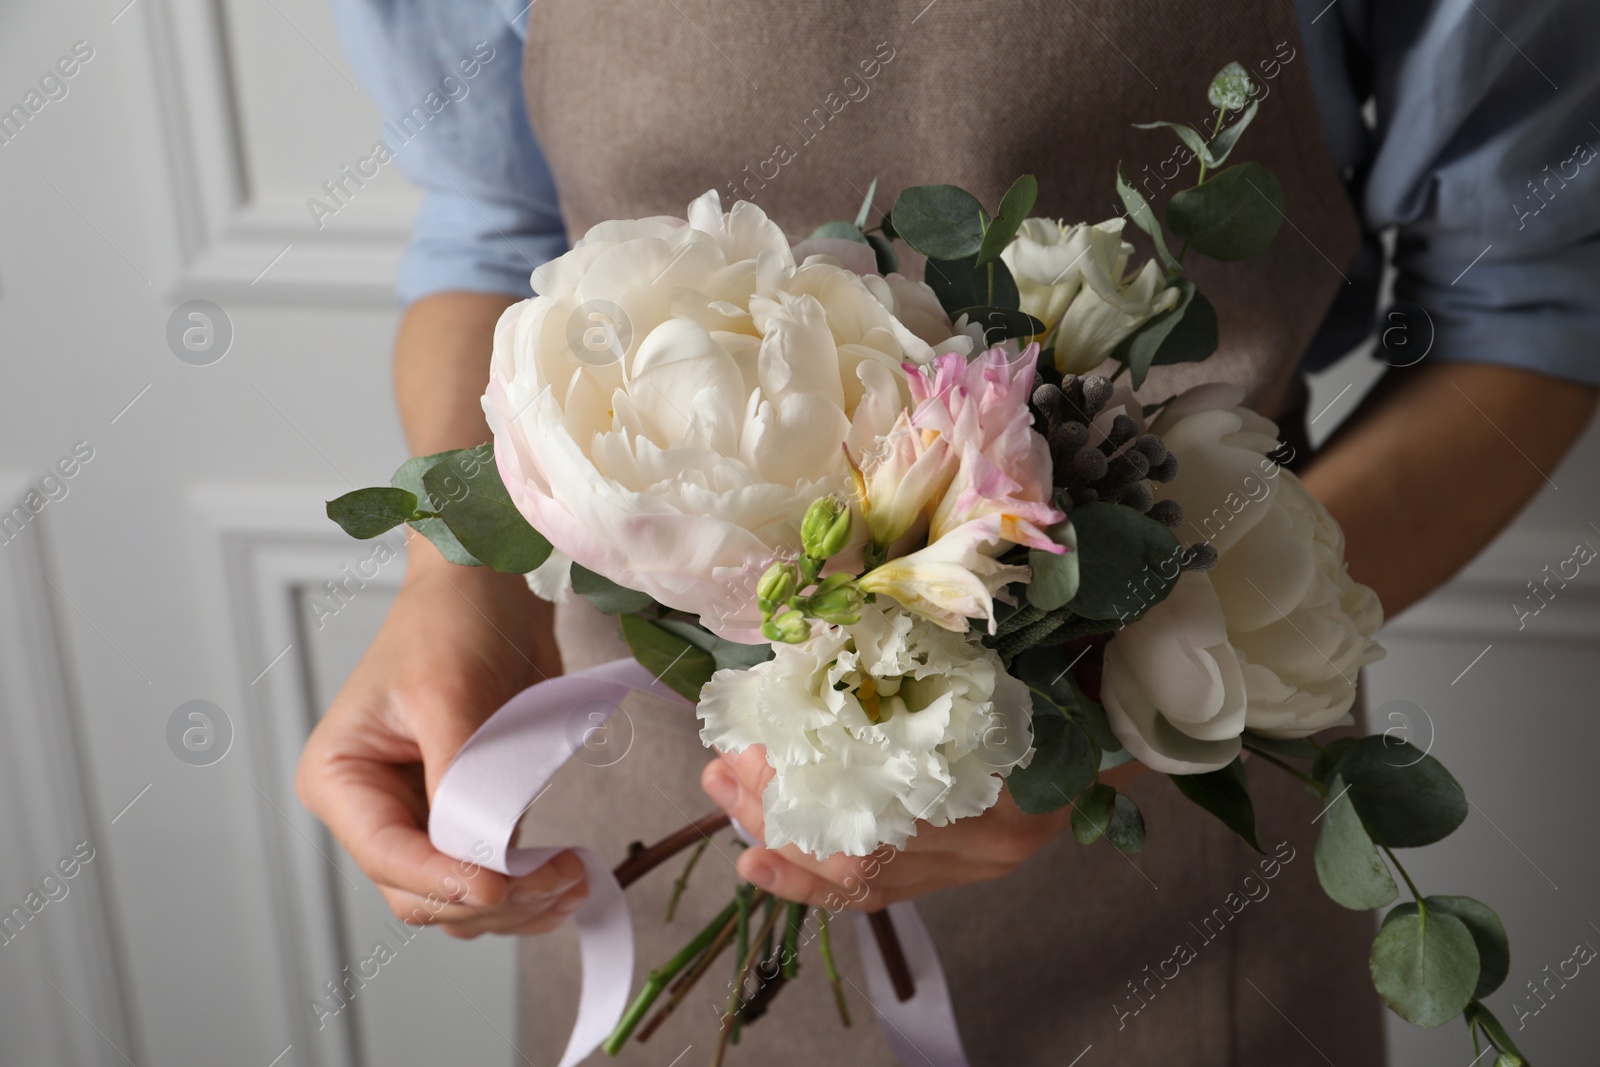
[396,189,567,305]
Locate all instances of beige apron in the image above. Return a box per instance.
[515,3,1383,1063]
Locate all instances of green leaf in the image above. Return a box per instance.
[570,563,656,615]
[1314,775,1398,910]
[1241,733,1319,759]
[1116,164,1181,275]
[1133,121,1217,169]
[1170,758,1263,852]
[1114,278,1217,388]
[890,184,987,260]
[1312,736,1360,783]
[422,443,553,573]
[1167,161,1284,261]
[952,306,1044,344]
[853,177,879,230]
[924,254,1019,318]
[1026,521,1079,610]
[1337,737,1469,848]
[1370,906,1480,1027]
[651,616,772,672]
[1009,695,1097,814]
[326,487,422,539]
[1208,61,1254,111]
[618,613,717,702]
[866,233,898,274]
[1464,1002,1532,1063]
[1424,897,1510,999]
[976,174,1038,265]
[1106,792,1146,853]
[1071,782,1116,844]
[391,450,482,565]
[809,220,869,244]
[1206,100,1259,168]
[1064,502,1181,621]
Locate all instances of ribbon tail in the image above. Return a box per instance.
[854,902,971,1067]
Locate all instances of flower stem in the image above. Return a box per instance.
[636,896,755,1044]
[1240,740,1325,795]
[664,838,710,922]
[781,901,805,978]
[603,898,740,1054]
[1381,845,1426,908]
[613,810,730,889]
[817,908,852,1027]
[714,897,787,1067]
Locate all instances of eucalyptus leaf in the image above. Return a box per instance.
[1370,907,1479,1028]
[391,450,481,565]
[1027,521,1080,610]
[1170,758,1263,852]
[925,255,1019,318]
[1167,161,1284,261]
[1314,775,1398,910]
[1419,897,1510,999]
[1312,735,1360,783]
[570,563,656,615]
[890,184,987,260]
[618,613,717,702]
[1071,782,1116,844]
[1206,99,1259,168]
[1208,61,1254,111]
[326,487,422,539]
[1464,1002,1532,1063]
[809,220,869,244]
[1338,737,1469,848]
[866,233,899,274]
[1106,792,1146,853]
[652,616,773,672]
[423,443,553,574]
[1064,502,1181,621]
[1116,164,1181,275]
[976,174,1038,265]
[1133,121,1215,169]
[1114,278,1217,389]
[1009,703,1097,815]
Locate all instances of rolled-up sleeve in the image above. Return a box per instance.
[1363,0,1600,384]
[332,0,566,304]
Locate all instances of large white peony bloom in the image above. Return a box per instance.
[697,604,1034,857]
[483,191,969,639]
[1001,217,1179,375]
[1101,385,1385,774]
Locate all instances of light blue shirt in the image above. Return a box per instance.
[332,0,1600,385]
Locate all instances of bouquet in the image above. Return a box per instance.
[330,63,1530,1067]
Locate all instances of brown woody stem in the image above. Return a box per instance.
[613,811,731,889]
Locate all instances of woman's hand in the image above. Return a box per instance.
[700,746,1145,910]
[296,545,582,939]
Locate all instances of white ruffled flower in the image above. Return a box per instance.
[1101,385,1385,774]
[697,603,1033,857]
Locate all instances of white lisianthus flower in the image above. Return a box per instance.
[483,190,970,639]
[1001,217,1179,375]
[1101,385,1385,774]
[697,603,1034,858]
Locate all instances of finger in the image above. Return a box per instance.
[701,753,767,842]
[425,881,592,938]
[304,748,508,905]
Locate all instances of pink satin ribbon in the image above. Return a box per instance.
[428,656,970,1066]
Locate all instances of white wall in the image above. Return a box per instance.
[0,2,1593,1065]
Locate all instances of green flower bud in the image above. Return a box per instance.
[800,496,852,561]
[801,573,863,626]
[761,608,811,644]
[756,561,798,614]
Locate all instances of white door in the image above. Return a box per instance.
[0,2,1594,1065]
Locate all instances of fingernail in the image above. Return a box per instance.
[703,765,738,809]
[509,881,562,906]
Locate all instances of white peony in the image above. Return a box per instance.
[697,603,1034,857]
[483,191,970,640]
[1101,385,1385,775]
[1001,217,1179,375]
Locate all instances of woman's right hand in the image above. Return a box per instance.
[295,544,584,938]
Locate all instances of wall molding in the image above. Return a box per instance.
[0,474,136,1067]
[124,0,409,304]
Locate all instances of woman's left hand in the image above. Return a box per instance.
[700,746,1143,910]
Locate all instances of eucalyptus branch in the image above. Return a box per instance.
[1240,739,1325,795]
